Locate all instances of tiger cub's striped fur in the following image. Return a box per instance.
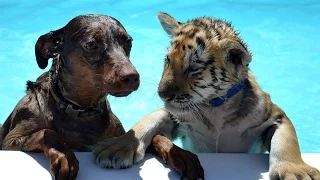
[94,12,320,180]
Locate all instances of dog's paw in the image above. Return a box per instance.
[152,135,204,180]
[47,148,79,180]
[270,162,320,180]
[93,131,145,169]
[165,145,204,180]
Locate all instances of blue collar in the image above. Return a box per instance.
[208,78,248,107]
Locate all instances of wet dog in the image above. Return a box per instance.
[0,14,139,180]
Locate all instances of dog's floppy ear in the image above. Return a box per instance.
[35,28,64,69]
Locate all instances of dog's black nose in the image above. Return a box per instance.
[120,72,140,88]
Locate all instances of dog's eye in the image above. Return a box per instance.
[124,37,132,49]
[127,40,132,48]
[84,41,98,51]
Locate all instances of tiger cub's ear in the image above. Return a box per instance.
[219,39,252,67]
[157,12,180,37]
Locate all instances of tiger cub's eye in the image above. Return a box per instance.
[164,55,171,64]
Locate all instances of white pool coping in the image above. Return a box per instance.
[0,151,319,180]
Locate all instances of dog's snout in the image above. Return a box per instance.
[121,73,139,84]
[120,71,140,89]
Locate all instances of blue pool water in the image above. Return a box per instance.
[0,0,319,152]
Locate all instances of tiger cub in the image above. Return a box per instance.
[94,12,320,180]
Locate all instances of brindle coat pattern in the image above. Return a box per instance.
[94,13,320,180]
[0,14,139,180]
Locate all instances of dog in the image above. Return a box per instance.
[93,12,320,180]
[0,14,139,180]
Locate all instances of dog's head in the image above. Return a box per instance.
[35,14,140,97]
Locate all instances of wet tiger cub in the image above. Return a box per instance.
[94,12,320,180]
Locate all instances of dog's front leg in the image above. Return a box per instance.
[2,128,79,180]
[267,115,320,180]
[94,108,174,168]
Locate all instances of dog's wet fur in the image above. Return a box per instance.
[0,14,139,180]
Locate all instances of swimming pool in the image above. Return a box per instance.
[0,0,319,153]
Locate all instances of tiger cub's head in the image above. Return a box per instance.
[157,12,252,113]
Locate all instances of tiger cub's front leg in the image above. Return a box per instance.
[267,110,320,180]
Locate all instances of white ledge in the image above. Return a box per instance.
[0,151,319,180]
